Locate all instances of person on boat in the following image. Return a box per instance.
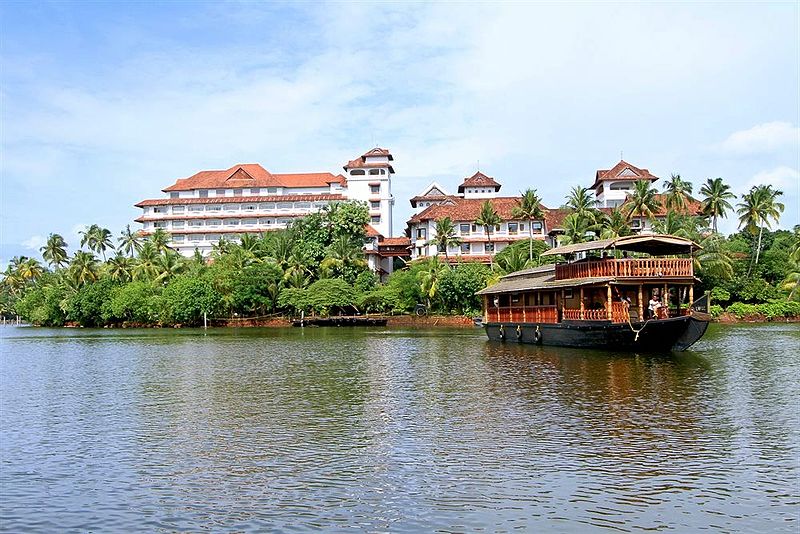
[648,295,662,319]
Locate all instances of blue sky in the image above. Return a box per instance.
[1,1,798,266]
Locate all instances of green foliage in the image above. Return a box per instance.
[161,276,222,325]
[494,240,549,272]
[64,278,118,327]
[725,301,800,320]
[437,263,492,314]
[710,286,731,305]
[709,304,724,318]
[730,277,779,303]
[383,267,423,313]
[279,278,360,315]
[107,281,162,324]
[16,282,68,326]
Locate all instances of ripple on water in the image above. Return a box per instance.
[0,324,798,532]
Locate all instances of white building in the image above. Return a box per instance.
[135,148,408,275]
[406,171,568,263]
[590,160,659,209]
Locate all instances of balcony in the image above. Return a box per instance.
[555,258,693,280]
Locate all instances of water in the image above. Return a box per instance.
[1,324,798,532]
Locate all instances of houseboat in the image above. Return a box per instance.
[476,235,711,351]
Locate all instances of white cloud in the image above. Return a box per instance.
[744,166,800,192]
[21,235,46,251]
[717,122,799,155]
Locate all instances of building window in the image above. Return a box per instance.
[370,201,380,210]
[172,221,185,228]
[277,202,292,210]
[226,219,240,226]
[207,220,221,227]
[172,235,185,242]
[206,234,220,241]
[460,243,471,253]
[216,189,226,196]
[199,190,208,198]
[250,188,261,195]
[350,170,366,176]
[296,202,311,210]
[225,204,238,212]
[267,187,278,194]
[233,189,243,196]
[170,192,179,198]
[508,222,518,235]
[207,205,222,212]
[188,220,203,227]
[610,181,634,190]
[172,206,185,214]
[472,224,478,233]
[154,221,167,228]
[189,205,204,212]
[369,169,381,175]
[153,207,167,214]
[486,243,495,252]
[243,204,256,211]
[371,215,381,224]
[416,228,426,240]
[460,223,470,235]
[370,185,380,194]
[532,221,542,232]
[243,219,257,226]
[189,234,202,242]
[519,223,525,231]
[260,203,276,210]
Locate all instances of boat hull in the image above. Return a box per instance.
[484,313,710,352]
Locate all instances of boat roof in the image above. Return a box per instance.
[476,264,614,295]
[541,234,700,257]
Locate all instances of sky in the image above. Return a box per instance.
[1,1,798,267]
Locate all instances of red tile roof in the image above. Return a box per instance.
[161,164,345,192]
[624,194,704,217]
[408,197,551,223]
[458,171,501,193]
[591,160,659,190]
[380,237,411,246]
[343,147,395,172]
[135,194,347,207]
[365,224,381,237]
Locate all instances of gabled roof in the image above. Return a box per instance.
[591,160,659,190]
[162,164,344,192]
[458,171,501,193]
[410,181,454,206]
[541,234,700,257]
[343,147,395,173]
[408,197,554,224]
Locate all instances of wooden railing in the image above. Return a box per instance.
[493,305,558,324]
[612,301,630,323]
[555,258,693,280]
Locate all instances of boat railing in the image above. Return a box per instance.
[555,258,693,280]
[493,305,558,324]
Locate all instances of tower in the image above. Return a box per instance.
[343,148,395,237]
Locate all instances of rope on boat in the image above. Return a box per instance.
[626,313,653,342]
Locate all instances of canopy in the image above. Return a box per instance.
[541,234,699,257]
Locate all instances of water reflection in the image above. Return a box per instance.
[0,325,798,532]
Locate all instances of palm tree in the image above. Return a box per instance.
[80,225,114,260]
[40,233,69,269]
[79,224,99,251]
[149,229,171,255]
[416,256,447,309]
[239,233,260,254]
[320,235,367,278]
[622,180,660,227]
[699,177,735,233]
[496,246,532,275]
[118,225,144,257]
[599,208,632,240]
[106,254,134,283]
[427,217,461,263]
[70,251,99,285]
[154,251,186,283]
[565,186,595,216]
[662,173,694,213]
[475,200,502,268]
[512,189,545,261]
[737,184,785,270]
[560,213,595,245]
[652,211,697,239]
[693,233,734,281]
[133,242,159,281]
[16,257,44,282]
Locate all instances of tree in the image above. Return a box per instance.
[149,228,171,254]
[80,224,114,260]
[737,184,785,270]
[565,186,595,216]
[320,235,368,283]
[118,225,144,257]
[427,217,461,263]
[40,233,69,269]
[622,180,660,224]
[475,200,502,268]
[511,189,545,261]
[599,208,632,239]
[133,241,159,281]
[153,251,187,284]
[106,253,134,283]
[438,263,492,314]
[416,256,448,309]
[699,177,735,233]
[162,276,222,325]
[652,211,698,239]
[495,245,532,274]
[69,251,99,286]
[663,173,694,213]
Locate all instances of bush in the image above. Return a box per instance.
[16,283,68,326]
[107,282,161,324]
[438,263,492,314]
[725,300,800,319]
[709,304,724,318]
[710,287,731,305]
[64,279,117,327]
[161,276,222,325]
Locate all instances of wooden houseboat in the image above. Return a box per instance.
[476,235,711,351]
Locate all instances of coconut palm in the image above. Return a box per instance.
[133,242,159,281]
[560,213,596,245]
[475,200,502,268]
[512,189,546,261]
[239,233,260,254]
[599,208,632,240]
[15,257,44,282]
[622,180,660,226]
[565,186,595,216]
[652,211,697,239]
[662,173,694,213]
[427,217,461,263]
[118,225,144,257]
[320,235,367,278]
[149,228,171,254]
[416,256,448,308]
[496,246,532,275]
[80,225,114,260]
[40,234,69,269]
[693,233,734,281]
[79,224,98,251]
[106,254,134,283]
[154,251,186,283]
[699,177,735,233]
[70,251,99,285]
[737,184,785,270]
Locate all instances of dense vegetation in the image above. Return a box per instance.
[3,177,798,327]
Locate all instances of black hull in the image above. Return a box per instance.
[484,314,710,352]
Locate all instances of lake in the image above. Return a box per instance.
[1,323,798,532]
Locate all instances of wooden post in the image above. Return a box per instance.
[580,287,585,320]
[689,285,694,308]
[523,294,527,323]
[638,285,644,321]
[607,285,613,321]
[663,283,668,317]
[483,296,488,323]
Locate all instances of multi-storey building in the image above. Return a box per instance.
[135,148,409,276]
[590,160,658,209]
[406,171,568,263]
